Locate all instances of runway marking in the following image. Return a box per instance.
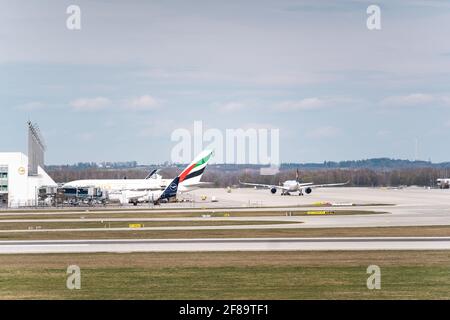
[1,237,450,254]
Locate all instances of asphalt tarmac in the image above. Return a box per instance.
[1,237,449,253]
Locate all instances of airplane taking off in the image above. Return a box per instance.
[240,169,349,196]
[63,150,213,205]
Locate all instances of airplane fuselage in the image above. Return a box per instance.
[283,180,300,191]
[62,178,199,204]
[63,178,170,192]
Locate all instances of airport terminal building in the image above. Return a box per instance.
[0,123,57,208]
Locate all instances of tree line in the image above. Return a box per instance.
[47,167,447,188]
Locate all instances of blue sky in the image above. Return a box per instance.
[1,0,450,164]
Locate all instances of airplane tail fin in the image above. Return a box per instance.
[156,150,213,203]
[178,149,214,186]
[145,169,158,179]
[157,176,180,202]
[296,169,300,182]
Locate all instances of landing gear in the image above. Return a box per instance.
[298,192,303,196]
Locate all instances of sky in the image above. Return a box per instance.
[1,0,450,164]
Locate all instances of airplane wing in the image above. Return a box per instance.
[191,181,214,186]
[303,181,350,189]
[239,181,291,191]
[298,182,314,187]
[179,181,213,187]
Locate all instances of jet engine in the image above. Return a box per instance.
[304,187,312,194]
[270,188,277,194]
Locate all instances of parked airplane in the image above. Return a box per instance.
[437,178,450,189]
[63,150,213,205]
[240,169,349,195]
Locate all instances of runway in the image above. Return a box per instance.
[0,205,449,230]
[1,237,449,254]
[0,187,449,255]
[0,211,449,233]
[1,188,450,231]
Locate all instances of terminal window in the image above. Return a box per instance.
[0,166,8,192]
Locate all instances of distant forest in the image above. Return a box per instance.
[47,158,450,187]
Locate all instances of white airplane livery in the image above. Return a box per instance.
[240,169,348,195]
[63,150,214,205]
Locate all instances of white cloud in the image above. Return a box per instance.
[274,98,329,112]
[306,126,341,139]
[241,122,279,130]
[273,97,360,112]
[376,129,391,138]
[78,132,94,142]
[137,119,177,138]
[140,69,333,87]
[442,96,450,106]
[15,101,46,111]
[124,95,159,111]
[70,97,111,111]
[217,101,247,113]
[380,93,450,108]
[380,93,436,107]
[69,95,159,112]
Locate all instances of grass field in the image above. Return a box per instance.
[0,251,448,299]
[0,225,449,240]
[0,220,293,230]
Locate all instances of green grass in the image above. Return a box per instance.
[0,220,294,231]
[0,251,449,299]
[3,266,449,299]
